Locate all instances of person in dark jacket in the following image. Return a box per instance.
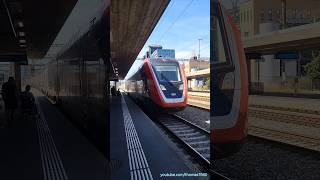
[20,84,36,116]
[111,86,116,96]
[1,77,18,126]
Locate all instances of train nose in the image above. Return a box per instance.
[160,82,183,99]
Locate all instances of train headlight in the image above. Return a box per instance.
[179,84,184,90]
[160,84,166,91]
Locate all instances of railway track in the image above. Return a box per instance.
[158,114,210,162]
[187,95,210,110]
[249,126,320,152]
[188,94,320,128]
[249,108,320,128]
[188,95,210,101]
[187,94,320,152]
[156,114,229,179]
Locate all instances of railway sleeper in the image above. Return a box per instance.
[181,135,208,143]
[161,122,185,127]
[176,131,202,138]
[201,153,210,160]
[174,128,195,134]
[194,147,210,154]
[167,125,191,131]
[188,141,210,148]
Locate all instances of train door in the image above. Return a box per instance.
[211,0,248,159]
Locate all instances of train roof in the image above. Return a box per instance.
[148,57,178,63]
[124,58,179,80]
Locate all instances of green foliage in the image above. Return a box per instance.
[304,55,320,80]
[204,78,210,87]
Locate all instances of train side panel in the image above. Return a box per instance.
[211,1,248,159]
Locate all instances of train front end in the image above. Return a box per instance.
[146,58,188,112]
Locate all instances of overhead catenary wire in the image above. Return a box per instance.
[175,34,209,51]
[156,0,195,44]
[175,36,210,57]
[154,0,176,28]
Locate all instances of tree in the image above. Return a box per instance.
[304,51,320,80]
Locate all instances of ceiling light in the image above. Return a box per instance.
[18,32,25,36]
[17,21,24,27]
[19,39,26,43]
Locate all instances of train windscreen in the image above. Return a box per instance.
[153,65,182,82]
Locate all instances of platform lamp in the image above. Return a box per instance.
[198,38,202,70]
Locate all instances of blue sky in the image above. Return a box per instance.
[137,0,210,59]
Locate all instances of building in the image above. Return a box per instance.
[240,0,320,38]
[183,58,209,74]
[183,58,209,90]
[226,4,240,30]
[151,49,175,59]
[239,0,320,93]
[148,45,163,56]
[144,45,175,59]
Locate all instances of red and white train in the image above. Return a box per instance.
[211,0,248,159]
[124,58,188,112]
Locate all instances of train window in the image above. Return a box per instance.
[153,65,181,82]
[211,2,235,116]
[212,3,232,69]
[215,20,227,63]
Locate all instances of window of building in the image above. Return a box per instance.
[298,9,303,19]
[243,11,245,22]
[241,12,244,23]
[245,11,247,22]
[276,9,281,22]
[287,9,292,19]
[303,9,307,19]
[245,11,248,22]
[260,10,265,21]
[307,9,311,17]
[267,9,272,21]
[244,32,249,37]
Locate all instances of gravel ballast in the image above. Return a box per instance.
[214,137,320,180]
[175,106,320,179]
[175,106,210,131]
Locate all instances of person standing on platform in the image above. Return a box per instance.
[1,77,18,127]
[111,86,116,96]
[20,84,36,117]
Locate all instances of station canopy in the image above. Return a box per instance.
[0,0,78,63]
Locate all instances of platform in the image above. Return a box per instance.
[249,95,320,114]
[110,94,204,179]
[0,89,108,179]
